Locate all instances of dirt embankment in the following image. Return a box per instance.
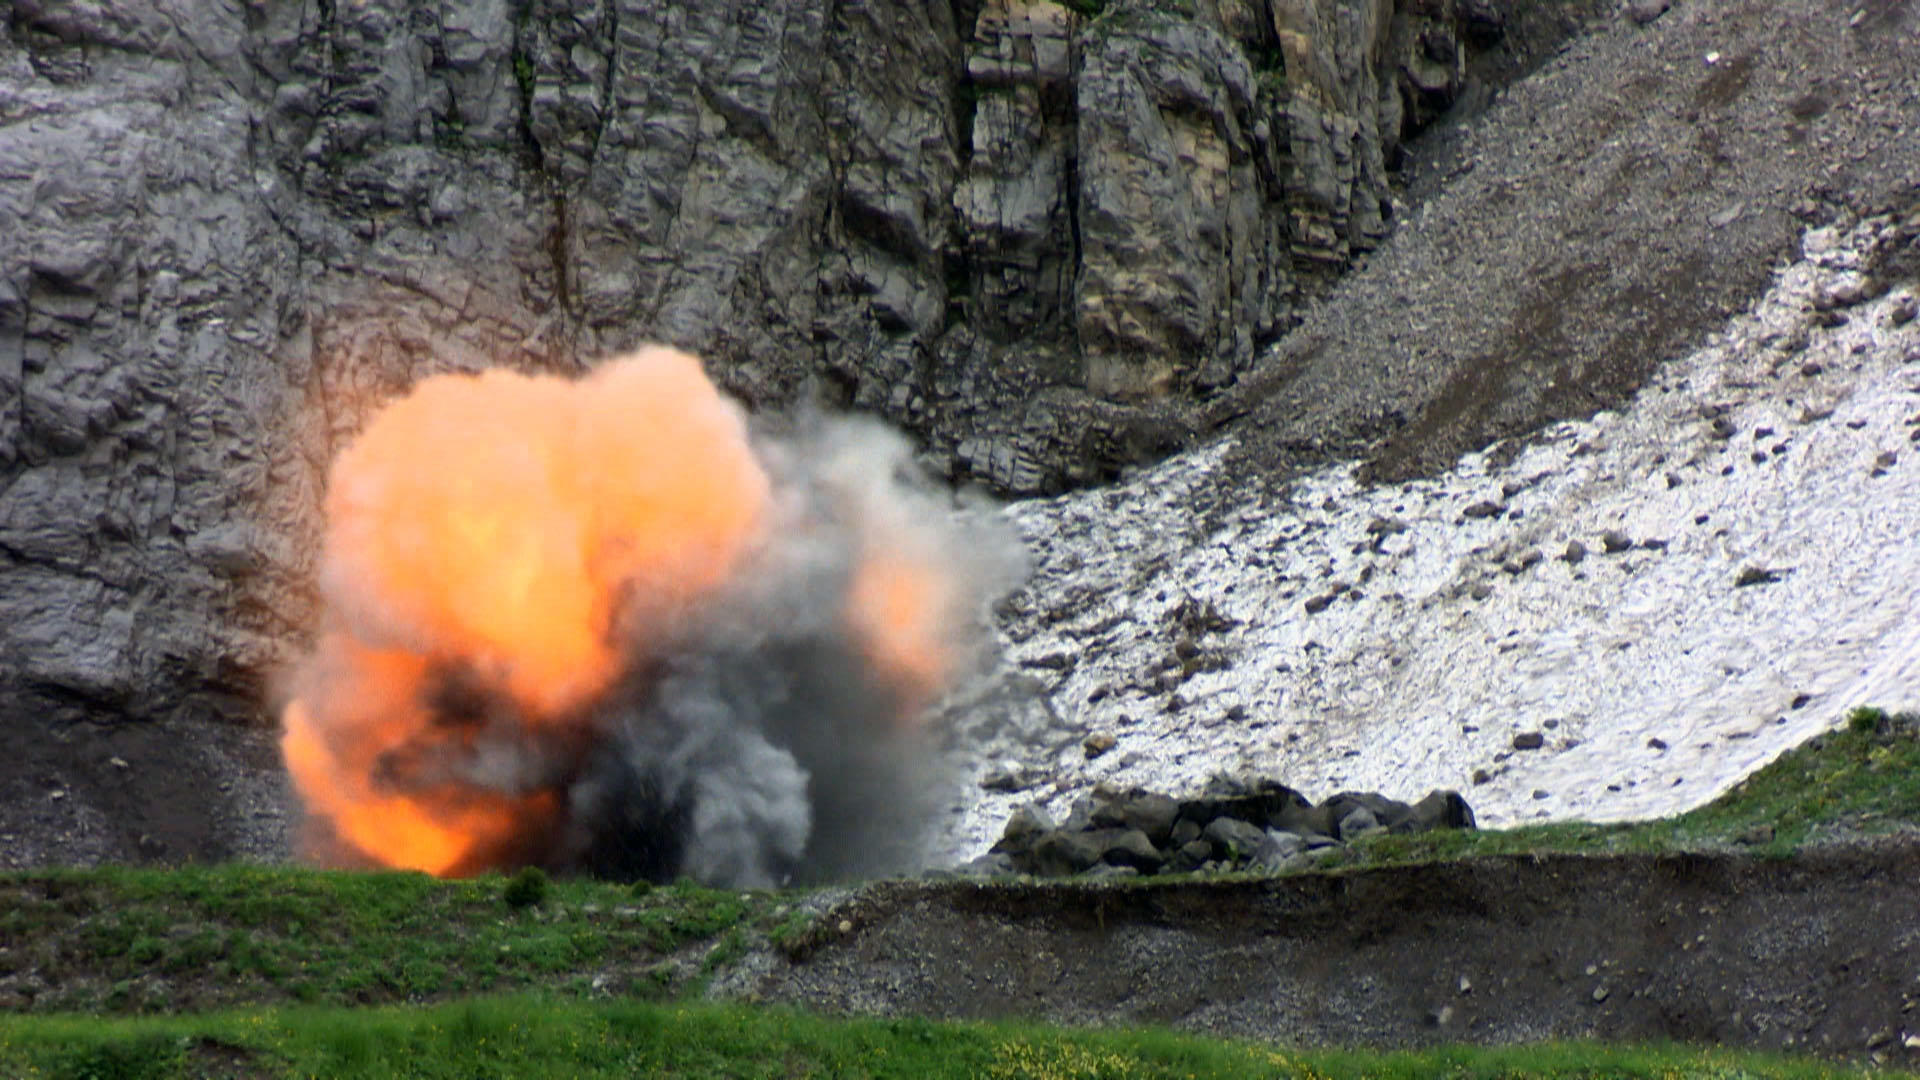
[757,840,1920,1063]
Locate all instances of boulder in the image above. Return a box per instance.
[1096,828,1167,873]
[1179,775,1316,830]
[1322,791,1415,833]
[1167,839,1214,874]
[1249,829,1310,872]
[1202,816,1271,861]
[1402,790,1478,832]
[1090,790,1182,845]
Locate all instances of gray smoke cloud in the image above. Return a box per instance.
[323,413,1021,888]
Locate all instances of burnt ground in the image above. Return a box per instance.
[757,839,1920,1064]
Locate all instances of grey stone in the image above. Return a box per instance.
[1626,0,1672,25]
[1096,828,1167,873]
[1091,791,1182,846]
[957,851,1016,877]
[1403,790,1477,832]
[1202,815,1270,862]
[1167,838,1213,873]
[1322,791,1414,833]
[992,804,1057,853]
[1021,829,1111,876]
[1249,829,1309,871]
[1336,807,1387,840]
[1272,800,1340,838]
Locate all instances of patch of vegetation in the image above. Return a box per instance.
[0,995,1893,1079]
[501,866,550,909]
[0,865,780,1015]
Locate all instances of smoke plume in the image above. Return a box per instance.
[281,347,1015,887]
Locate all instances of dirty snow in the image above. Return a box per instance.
[933,216,1920,865]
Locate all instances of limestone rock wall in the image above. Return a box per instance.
[0,0,1496,748]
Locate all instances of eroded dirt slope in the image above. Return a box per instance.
[758,840,1920,1063]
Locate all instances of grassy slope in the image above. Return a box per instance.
[0,868,804,1014]
[0,710,1915,1077]
[1317,707,1920,871]
[0,994,1905,1079]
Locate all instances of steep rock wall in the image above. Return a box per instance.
[0,0,1511,859]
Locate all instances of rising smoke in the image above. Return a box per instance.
[281,348,1019,888]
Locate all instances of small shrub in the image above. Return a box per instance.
[502,867,551,910]
[1848,706,1887,734]
[629,878,654,899]
[49,1034,183,1080]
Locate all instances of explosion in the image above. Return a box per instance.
[281,346,1008,887]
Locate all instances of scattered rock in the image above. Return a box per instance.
[1816,279,1871,309]
[980,764,1038,792]
[1626,0,1671,24]
[1406,790,1478,830]
[1462,500,1507,519]
[982,777,1475,879]
[1600,530,1633,553]
[1561,540,1589,564]
[1512,731,1547,750]
[1090,791,1181,845]
[1082,732,1117,758]
[1501,550,1544,574]
[1203,815,1274,860]
[1734,565,1783,587]
[1648,737,1669,750]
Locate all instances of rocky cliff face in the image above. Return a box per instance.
[0,0,1513,856]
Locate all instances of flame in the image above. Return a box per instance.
[848,549,955,714]
[280,346,968,878]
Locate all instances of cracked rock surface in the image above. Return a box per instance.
[0,0,1556,866]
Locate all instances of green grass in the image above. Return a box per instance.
[0,994,1901,1079]
[0,865,786,1014]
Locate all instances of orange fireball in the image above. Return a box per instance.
[281,346,974,879]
